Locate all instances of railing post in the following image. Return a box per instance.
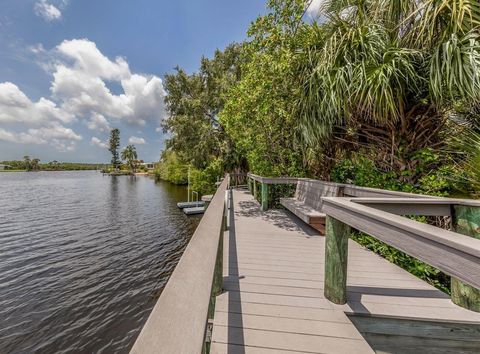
[247,178,252,194]
[324,215,350,305]
[253,179,257,200]
[451,205,480,312]
[261,182,269,211]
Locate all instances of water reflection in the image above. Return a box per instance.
[0,171,199,353]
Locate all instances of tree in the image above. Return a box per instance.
[108,129,121,170]
[121,144,138,172]
[23,155,31,171]
[162,43,246,172]
[220,0,308,177]
[297,0,480,183]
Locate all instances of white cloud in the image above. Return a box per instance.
[90,137,108,149]
[50,39,167,126]
[29,43,46,54]
[0,38,166,152]
[128,136,146,145]
[34,0,62,21]
[155,127,162,133]
[86,113,111,133]
[0,123,81,151]
[0,82,74,125]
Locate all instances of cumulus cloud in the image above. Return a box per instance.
[86,113,111,133]
[128,136,146,145]
[0,82,79,151]
[34,0,62,21]
[51,39,167,126]
[0,38,167,152]
[0,123,81,151]
[90,137,108,149]
[0,82,73,125]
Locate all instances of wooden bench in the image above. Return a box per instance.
[280,179,342,234]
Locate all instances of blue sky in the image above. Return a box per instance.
[0,0,268,163]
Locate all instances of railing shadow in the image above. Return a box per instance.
[225,189,246,353]
[345,285,449,315]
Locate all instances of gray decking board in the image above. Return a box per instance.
[211,189,480,353]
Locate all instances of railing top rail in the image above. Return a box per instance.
[353,197,480,208]
[130,177,229,354]
[322,197,480,289]
[246,172,480,204]
[247,173,299,184]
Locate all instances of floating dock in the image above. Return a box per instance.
[177,201,205,209]
[183,206,205,215]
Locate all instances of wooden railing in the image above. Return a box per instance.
[322,197,480,312]
[245,173,480,312]
[245,173,435,211]
[130,176,230,354]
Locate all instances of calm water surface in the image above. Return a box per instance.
[0,171,200,353]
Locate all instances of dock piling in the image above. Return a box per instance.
[261,183,269,211]
[324,215,350,304]
[451,205,480,312]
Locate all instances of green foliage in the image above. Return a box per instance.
[162,44,245,171]
[155,151,189,185]
[155,151,223,195]
[297,0,480,179]
[220,0,308,177]
[352,232,451,294]
[331,150,469,197]
[268,183,297,207]
[190,158,224,196]
[448,127,480,196]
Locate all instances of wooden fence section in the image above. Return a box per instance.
[322,197,480,307]
[246,173,480,311]
[246,173,437,211]
[130,177,229,354]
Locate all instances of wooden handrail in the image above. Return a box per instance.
[130,176,229,354]
[247,173,299,185]
[322,197,480,309]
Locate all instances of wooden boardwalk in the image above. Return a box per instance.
[210,189,480,353]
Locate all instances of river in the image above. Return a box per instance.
[0,171,200,353]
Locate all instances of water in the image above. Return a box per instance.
[0,171,200,353]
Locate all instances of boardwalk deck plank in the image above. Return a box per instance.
[211,189,480,353]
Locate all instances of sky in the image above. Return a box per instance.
[0,0,322,163]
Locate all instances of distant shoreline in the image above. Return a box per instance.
[0,169,101,173]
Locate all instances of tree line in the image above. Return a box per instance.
[1,157,106,171]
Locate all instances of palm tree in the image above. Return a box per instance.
[121,144,138,173]
[297,0,480,180]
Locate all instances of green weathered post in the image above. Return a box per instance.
[261,182,269,211]
[253,180,257,200]
[324,215,351,304]
[451,205,480,312]
[248,178,252,194]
